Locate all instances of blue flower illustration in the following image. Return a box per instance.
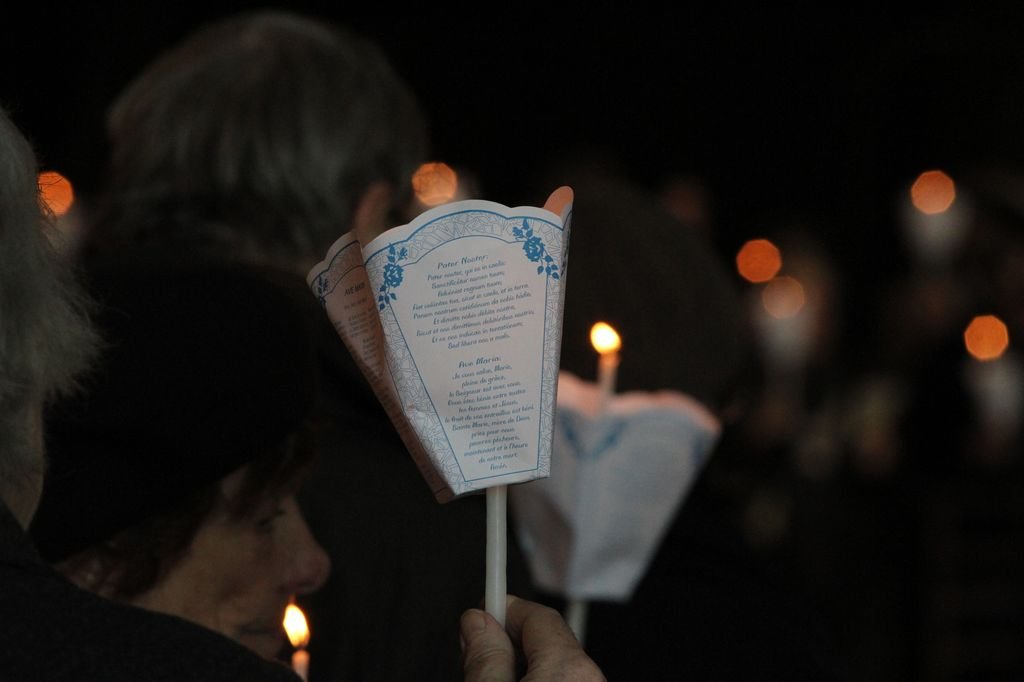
[512,219,560,279]
[377,244,408,310]
[383,262,404,288]
[523,236,544,262]
[315,275,329,306]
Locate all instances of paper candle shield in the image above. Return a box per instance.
[510,371,721,601]
[308,189,573,501]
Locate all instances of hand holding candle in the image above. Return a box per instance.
[308,187,573,637]
[284,603,310,681]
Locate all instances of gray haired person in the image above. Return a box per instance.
[0,110,97,533]
[0,105,304,680]
[85,10,427,270]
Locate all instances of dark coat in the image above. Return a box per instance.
[0,503,299,681]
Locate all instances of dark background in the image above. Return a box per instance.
[5,5,1024,681]
[7,3,1021,374]
[6,5,1024,246]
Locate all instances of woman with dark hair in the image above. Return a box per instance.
[29,263,332,660]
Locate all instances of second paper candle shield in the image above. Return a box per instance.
[308,189,573,501]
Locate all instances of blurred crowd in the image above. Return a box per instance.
[6,6,1024,682]
[648,164,1024,681]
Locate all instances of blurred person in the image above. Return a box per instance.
[83,12,427,268]
[522,162,850,681]
[659,171,714,239]
[76,10,561,682]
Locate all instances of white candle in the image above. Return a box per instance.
[565,598,590,645]
[485,484,508,627]
[567,323,623,645]
[291,649,309,681]
[590,322,622,410]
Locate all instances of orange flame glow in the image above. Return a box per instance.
[38,171,74,217]
[412,162,458,207]
[736,239,782,283]
[911,170,956,215]
[283,603,310,649]
[762,276,806,319]
[964,315,1009,361]
[590,322,621,355]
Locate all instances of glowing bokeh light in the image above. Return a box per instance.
[412,162,458,206]
[736,238,782,283]
[910,170,956,215]
[38,171,74,216]
[590,322,621,355]
[964,314,1009,361]
[283,603,310,648]
[762,276,805,319]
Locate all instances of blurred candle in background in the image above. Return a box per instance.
[903,169,971,270]
[962,315,1021,465]
[736,238,782,283]
[411,161,458,207]
[38,171,74,217]
[566,322,623,644]
[590,322,621,412]
[37,170,84,255]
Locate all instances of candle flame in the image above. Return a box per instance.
[964,314,1009,361]
[910,170,955,215]
[761,276,806,319]
[283,603,310,649]
[736,238,782,283]
[38,171,74,216]
[412,162,458,207]
[590,322,621,355]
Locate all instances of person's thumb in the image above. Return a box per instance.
[461,608,515,681]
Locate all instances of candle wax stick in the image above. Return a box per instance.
[597,352,619,411]
[291,649,309,681]
[568,348,618,648]
[565,598,589,643]
[486,484,508,627]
